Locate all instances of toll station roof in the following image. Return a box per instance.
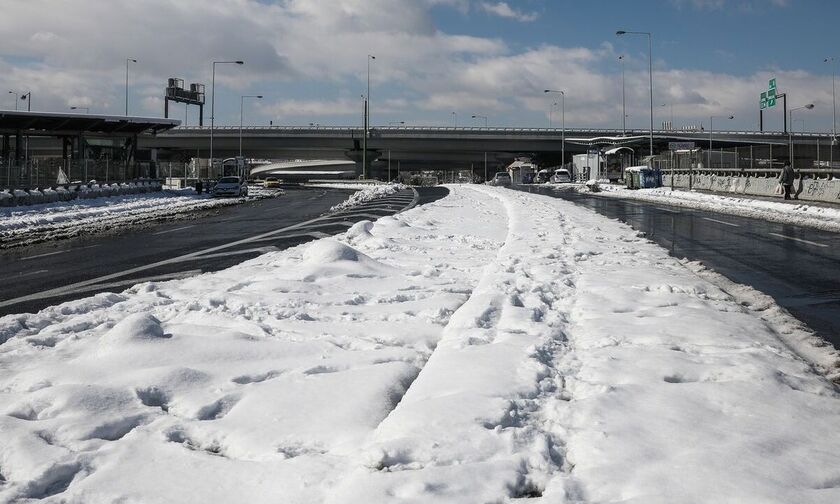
[0,110,180,136]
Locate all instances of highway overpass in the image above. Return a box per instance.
[141,125,834,174]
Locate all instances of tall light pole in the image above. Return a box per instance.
[545,89,565,166]
[617,30,654,159]
[70,106,90,114]
[8,91,18,110]
[210,60,244,179]
[619,55,626,135]
[709,115,734,168]
[823,56,837,144]
[660,103,673,130]
[471,114,488,127]
[451,111,457,127]
[363,54,375,180]
[20,92,31,111]
[125,58,137,116]
[789,103,815,170]
[239,94,262,157]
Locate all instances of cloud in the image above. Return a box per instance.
[479,2,538,22]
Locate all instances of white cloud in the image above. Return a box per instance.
[479,2,538,22]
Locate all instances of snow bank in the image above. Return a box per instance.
[587,184,840,232]
[1,186,839,503]
[0,192,241,247]
[329,183,408,212]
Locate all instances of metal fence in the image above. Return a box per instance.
[650,139,840,178]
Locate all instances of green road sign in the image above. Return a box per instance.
[760,79,778,109]
[769,78,776,90]
[767,88,775,99]
[768,97,776,107]
[760,91,767,110]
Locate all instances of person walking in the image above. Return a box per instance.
[778,161,795,200]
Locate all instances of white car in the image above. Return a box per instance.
[488,172,512,187]
[213,176,249,197]
[550,169,572,184]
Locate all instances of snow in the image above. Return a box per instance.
[1,185,839,503]
[329,183,408,212]
[584,184,840,233]
[0,191,279,248]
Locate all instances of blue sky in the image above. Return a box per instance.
[1,0,837,132]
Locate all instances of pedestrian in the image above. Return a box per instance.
[778,161,795,200]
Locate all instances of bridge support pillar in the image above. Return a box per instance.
[345,147,381,179]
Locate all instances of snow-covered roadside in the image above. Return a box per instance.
[1,186,839,503]
[582,184,840,233]
[329,184,408,212]
[0,191,267,248]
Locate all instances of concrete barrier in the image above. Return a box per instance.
[2,181,164,207]
[663,173,840,204]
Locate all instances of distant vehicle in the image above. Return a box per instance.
[550,169,572,183]
[263,176,281,188]
[535,169,551,184]
[213,176,249,197]
[488,172,512,187]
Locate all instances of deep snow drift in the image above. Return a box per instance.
[1,186,839,503]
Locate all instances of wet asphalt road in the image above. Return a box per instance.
[516,184,840,349]
[1,186,449,316]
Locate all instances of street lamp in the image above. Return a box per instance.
[8,91,18,110]
[239,94,262,157]
[210,60,244,179]
[545,89,565,166]
[825,57,837,146]
[617,30,654,159]
[125,58,137,116]
[70,106,90,114]
[789,103,815,170]
[709,115,734,168]
[471,114,488,127]
[363,54,375,180]
[451,111,457,127]
[20,92,31,111]
[619,55,626,135]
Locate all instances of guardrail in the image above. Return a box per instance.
[0,180,163,207]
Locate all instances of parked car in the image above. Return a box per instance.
[550,169,572,184]
[488,172,512,187]
[263,176,281,188]
[213,176,249,197]
[535,169,551,184]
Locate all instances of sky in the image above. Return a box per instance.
[1,0,838,132]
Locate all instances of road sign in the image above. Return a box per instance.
[668,141,696,150]
[760,78,778,109]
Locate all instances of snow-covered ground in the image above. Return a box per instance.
[0,190,280,248]
[1,185,839,503]
[577,184,840,233]
[329,184,408,212]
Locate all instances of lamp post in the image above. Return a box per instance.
[709,115,734,168]
[210,60,244,180]
[451,111,457,127]
[239,94,262,157]
[8,91,18,110]
[825,58,837,143]
[545,89,565,166]
[617,30,654,159]
[363,54,375,180]
[70,106,90,114]
[619,55,626,135]
[20,92,31,111]
[125,58,137,116]
[789,103,815,170]
[471,114,488,127]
